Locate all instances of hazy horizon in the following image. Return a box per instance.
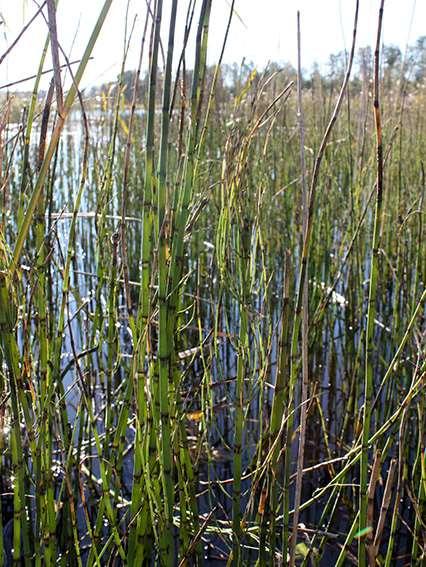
[0,0,424,92]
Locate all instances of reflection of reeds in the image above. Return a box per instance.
[0,0,425,564]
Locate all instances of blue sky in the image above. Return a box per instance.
[1,0,424,90]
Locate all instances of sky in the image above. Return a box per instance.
[0,0,424,91]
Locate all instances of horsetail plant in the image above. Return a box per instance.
[0,0,425,564]
[359,2,385,565]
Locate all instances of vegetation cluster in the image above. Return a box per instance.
[0,1,425,565]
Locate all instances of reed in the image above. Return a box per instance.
[0,0,425,565]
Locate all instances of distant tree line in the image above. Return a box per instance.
[5,35,424,111]
[85,35,425,106]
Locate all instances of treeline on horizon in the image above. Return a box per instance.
[92,36,426,103]
[4,35,425,107]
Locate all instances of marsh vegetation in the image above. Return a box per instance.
[0,1,425,565]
